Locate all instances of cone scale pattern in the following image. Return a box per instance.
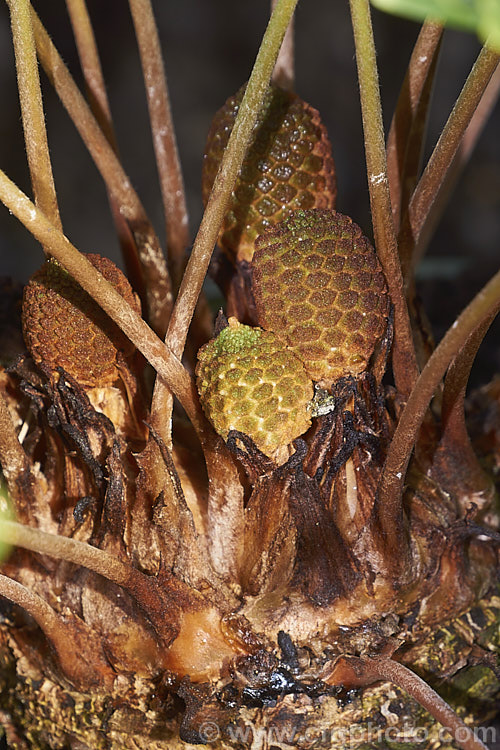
[196,318,313,457]
[251,210,390,386]
[202,84,337,263]
[22,255,139,387]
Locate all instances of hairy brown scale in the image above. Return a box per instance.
[202,84,337,263]
[22,254,139,387]
[252,209,390,385]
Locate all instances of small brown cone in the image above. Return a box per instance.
[22,255,140,387]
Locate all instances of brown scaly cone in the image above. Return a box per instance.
[22,255,139,387]
[0,239,499,748]
[202,84,337,265]
[252,209,391,386]
[202,84,337,325]
[21,255,146,443]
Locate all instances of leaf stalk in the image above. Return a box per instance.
[349,0,419,397]
[7,0,61,235]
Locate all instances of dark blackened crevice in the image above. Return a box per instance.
[288,467,361,606]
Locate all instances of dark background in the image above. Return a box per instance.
[0,0,499,388]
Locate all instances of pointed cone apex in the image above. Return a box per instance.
[195,318,313,457]
[251,209,390,386]
[22,255,140,387]
[202,84,337,263]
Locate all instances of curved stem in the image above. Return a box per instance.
[65,0,146,304]
[164,0,299,363]
[377,267,500,540]
[0,170,244,576]
[150,0,298,447]
[7,0,61,234]
[271,0,295,90]
[409,59,500,274]
[65,0,116,147]
[0,520,182,644]
[0,168,200,430]
[0,521,133,587]
[386,21,443,231]
[400,46,499,281]
[0,573,115,687]
[360,658,488,750]
[441,313,498,426]
[349,0,419,398]
[30,5,172,335]
[457,62,500,170]
[128,0,190,290]
[433,311,499,506]
[0,574,57,630]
